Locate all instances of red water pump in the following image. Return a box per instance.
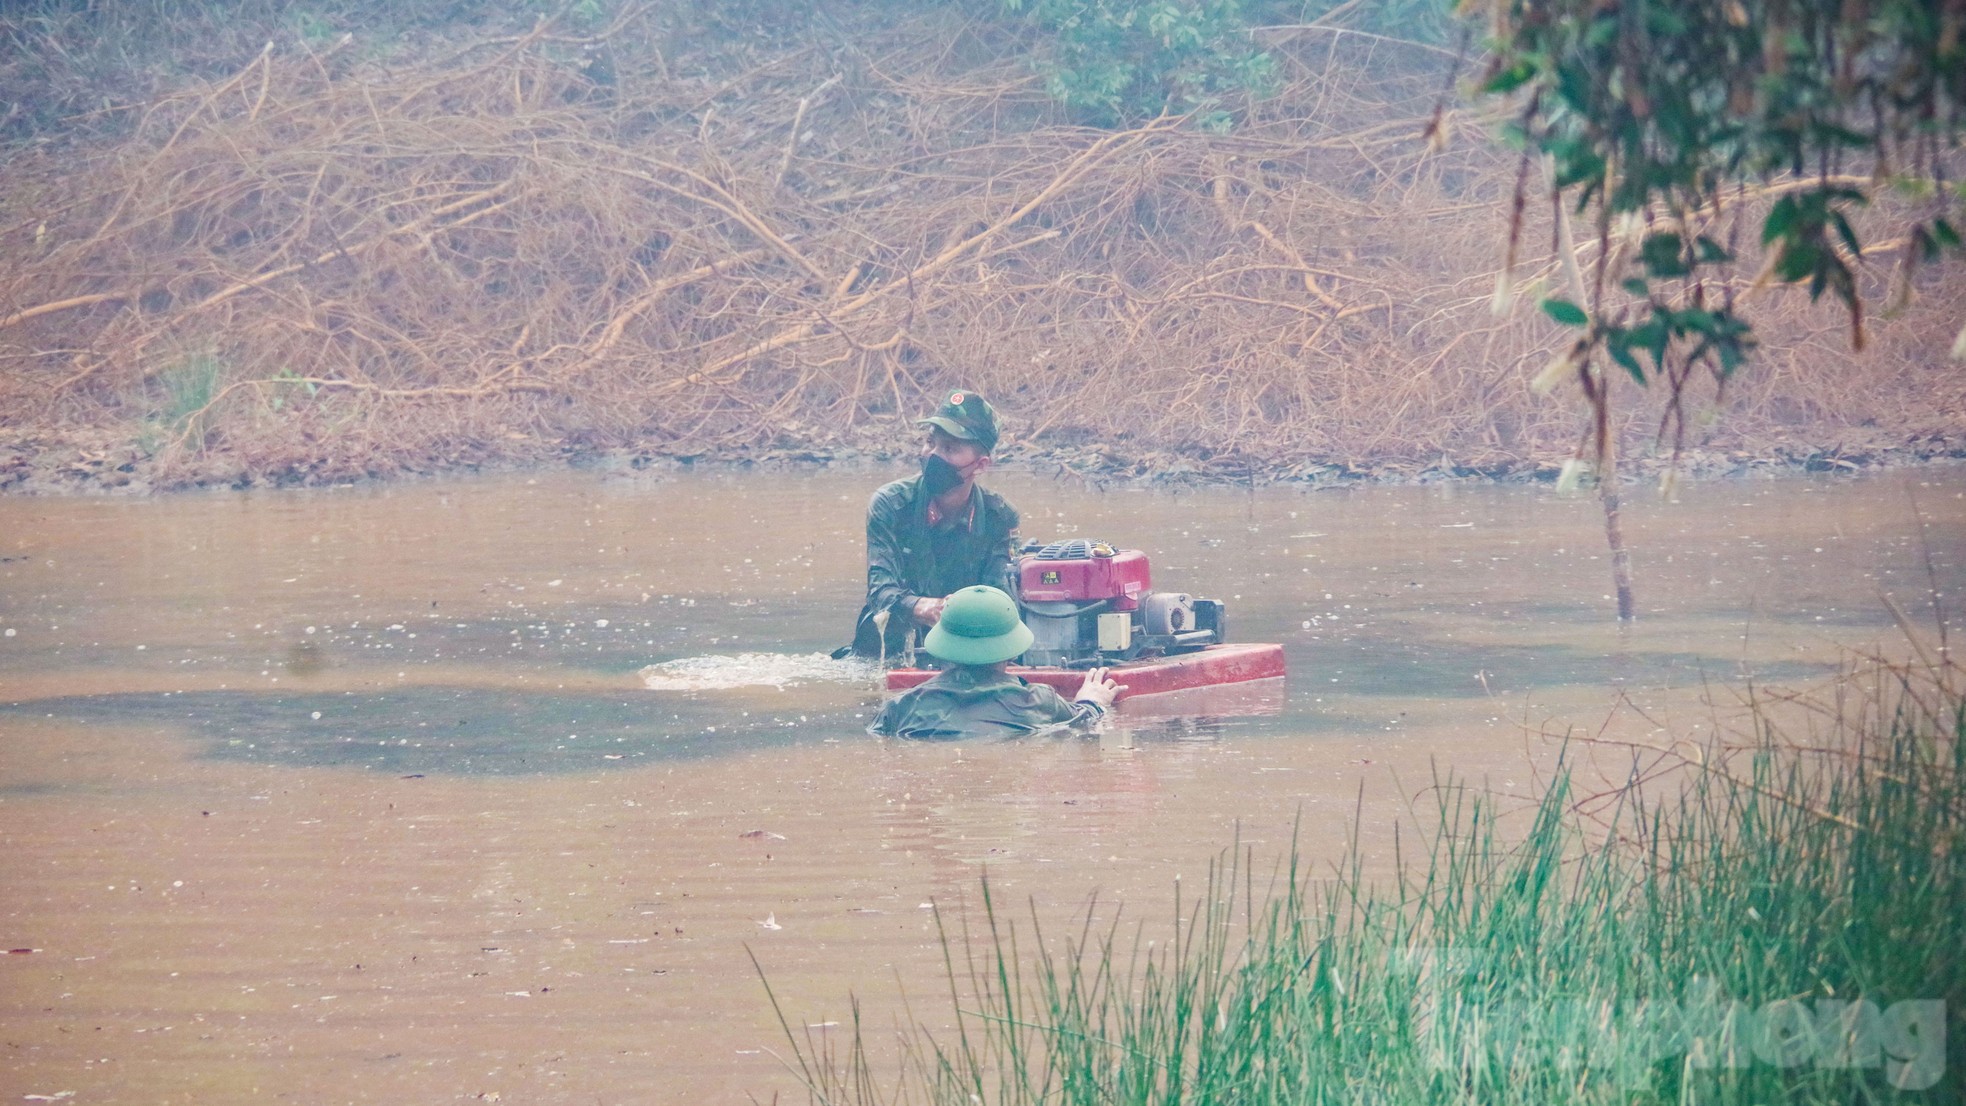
[1014,539,1227,667]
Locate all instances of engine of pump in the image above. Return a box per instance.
[1013,538,1227,668]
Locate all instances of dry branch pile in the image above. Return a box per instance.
[1,2,1961,488]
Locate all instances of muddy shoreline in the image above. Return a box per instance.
[4,422,1961,497]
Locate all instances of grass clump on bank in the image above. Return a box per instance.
[760,655,1963,1103]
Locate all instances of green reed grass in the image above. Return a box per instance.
[759,658,1964,1104]
[137,353,225,454]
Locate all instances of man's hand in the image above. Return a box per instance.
[1073,667,1126,713]
[911,596,945,626]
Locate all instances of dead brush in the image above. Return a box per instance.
[0,3,1960,486]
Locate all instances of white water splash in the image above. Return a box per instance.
[637,652,876,691]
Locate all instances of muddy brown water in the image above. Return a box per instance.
[2,465,1961,1103]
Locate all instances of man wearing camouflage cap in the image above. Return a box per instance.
[842,389,1021,662]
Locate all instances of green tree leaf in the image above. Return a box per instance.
[1763,196,1800,245]
[1541,298,1590,327]
[1640,233,1690,278]
[1606,332,1646,384]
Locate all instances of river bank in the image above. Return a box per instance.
[7,2,1963,503]
[4,420,1962,497]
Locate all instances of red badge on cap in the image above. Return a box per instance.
[949,391,965,404]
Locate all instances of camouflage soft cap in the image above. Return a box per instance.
[918,389,1000,454]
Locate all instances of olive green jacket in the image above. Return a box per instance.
[848,474,1019,660]
[871,665,1102,739]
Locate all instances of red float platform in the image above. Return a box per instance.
[883,642,1286,702]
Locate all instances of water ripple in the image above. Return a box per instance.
[638,651,879,691]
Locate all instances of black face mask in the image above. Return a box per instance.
[922,453,966,496]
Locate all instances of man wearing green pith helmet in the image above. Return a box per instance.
[841,389,1021,663]
[871,586,1124,739]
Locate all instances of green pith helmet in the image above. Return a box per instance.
[918,389,1000,454]
[923,585,1033,666]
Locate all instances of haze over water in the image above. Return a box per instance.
[2,465,1960,1102]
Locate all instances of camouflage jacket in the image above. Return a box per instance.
[848,474,1019,660]
[871,665,1101,740]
